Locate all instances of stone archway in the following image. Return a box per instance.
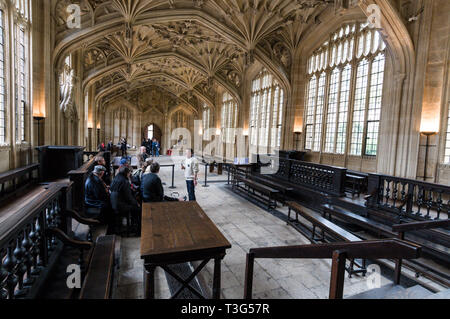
[143,123,163,148]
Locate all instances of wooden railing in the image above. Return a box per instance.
[0,183,69,299]
[262,156,347,196]
[366,174,450,221]
[244,239,421,299]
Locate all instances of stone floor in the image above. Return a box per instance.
[114,156,392,299]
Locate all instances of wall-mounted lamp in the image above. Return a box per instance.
[199,128,203,135]
[420,130,438,181]
[33,115,45,146]
[294,127,302,150]
[216,128,221,135]
[243,129,249,136]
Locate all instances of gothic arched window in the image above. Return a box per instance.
[305,23,386,156]
[221,92,237,144]
[249,69,284,154]
[0,9,6,144]
[202,105,211,141]
[14,0,31,142]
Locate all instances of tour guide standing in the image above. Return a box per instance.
[181,148,199,201]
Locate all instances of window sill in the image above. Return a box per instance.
[0,144,11,150]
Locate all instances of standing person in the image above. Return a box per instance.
[120,138,127,157]
[181,148,199,201]
[98,142,106,152]
[151,138,157,157]
[106,140,113,152]
[155,139,160,157]
[145,138,152,155]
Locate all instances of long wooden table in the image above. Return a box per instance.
[140,201,231,299]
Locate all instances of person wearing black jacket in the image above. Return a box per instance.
[85,166,111,222]
[110,166,141,232]
[120,138,127,156]
[141,162,183,203]
[106,140,113,152]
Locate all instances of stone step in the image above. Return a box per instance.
[425,289,450,299]
[347,284,403,299]
[348,284,435,299]
[401,285,433,299]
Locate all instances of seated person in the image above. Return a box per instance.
[131,157,153,188]
[141,162,183,203]
[137,146,148,168]
[94,155,111,185]
[85,165,111,223]
[110,166,141,233]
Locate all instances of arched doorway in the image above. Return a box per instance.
[143,123,162,145]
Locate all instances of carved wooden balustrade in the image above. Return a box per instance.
[0,183,68,299]
[262,156,347,196]
[367,174,450,221]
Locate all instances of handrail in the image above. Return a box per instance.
[0,163,40,183]
[0,182,69,299]
[244,239,421,299]
[247,239,421,260]
[392,219,449,285]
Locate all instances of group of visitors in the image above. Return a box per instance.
[84,147,199,235]
[98,139,125,155]
[142,137,160,157]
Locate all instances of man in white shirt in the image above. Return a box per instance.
[181,148,199,201]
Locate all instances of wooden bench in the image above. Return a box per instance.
[286,201,366,277]
[249,173,293,204]
[233,175,279,210]
[322,204,396,238]
[79,235,116,299]
[41,229,117,299]
[0,163,40,205]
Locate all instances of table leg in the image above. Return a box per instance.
[144,265,156,299]
[212,257,222,299]
[169,165,176,189]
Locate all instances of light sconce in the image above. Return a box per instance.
[216,128,221,135]
[243,129,249,136]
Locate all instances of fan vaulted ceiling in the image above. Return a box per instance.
[54,0,335,113]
